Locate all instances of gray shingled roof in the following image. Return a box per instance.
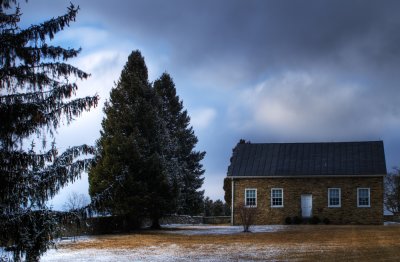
[227,141,387,177]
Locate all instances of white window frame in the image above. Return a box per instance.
[271,188,284,208]
[357,188,371,208]
[328,188,341,208]
[245,188,257,207]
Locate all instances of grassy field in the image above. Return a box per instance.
[43,224,400,261]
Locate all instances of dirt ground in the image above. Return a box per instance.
[42,224,400,261]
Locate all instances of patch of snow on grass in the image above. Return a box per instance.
[42,243,289,262]
[56,235,94,243]
[160,224,288,235]
[42,245,212,262]
[384,221,400,225]
[42,242,309,262]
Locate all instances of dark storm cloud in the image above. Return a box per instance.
[22,0,400,88]
[25,0,400,163]
[77,0,400,81]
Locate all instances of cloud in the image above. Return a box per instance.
[73,0,400,85]
[230,70,399,141]
[75,50,128,80]
[190,108,217,131]
[18,0,400,204]
[53,27,111,50]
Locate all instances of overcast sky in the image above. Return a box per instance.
[18,0,400,209]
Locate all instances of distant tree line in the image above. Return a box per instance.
[203,197,231,217]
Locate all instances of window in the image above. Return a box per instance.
[271,188,283,207]
[357,188,370,207]
[245,189,257,207]
[328,188,341,207]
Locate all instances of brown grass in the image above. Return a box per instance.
[59,225,400,261]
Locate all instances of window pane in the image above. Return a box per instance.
[272,190,282,198]
[359,189,368,197]
[358,188,370,206]
[272,189,283,207]
[329,189,340,206]
[246,190,256,206]
[330,197,339,206]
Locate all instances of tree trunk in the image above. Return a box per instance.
[151,217,161,229]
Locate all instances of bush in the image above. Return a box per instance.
[293,216,302,225]
[237,204,258,232]
[310,216,321,224]
[285,217,292,225]
[323,218,330,225]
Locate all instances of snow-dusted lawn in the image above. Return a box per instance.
[41,224,400,261]
[160,224,288,235]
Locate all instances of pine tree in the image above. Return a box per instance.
[89,51,176,229]
[0,1,98,260]
[154,73,205,215]
[223,177,231,209]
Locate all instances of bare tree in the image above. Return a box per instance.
[237,203,258,232]
[384,169,400,215]
[62,192,90,241]
[63,192,90,211]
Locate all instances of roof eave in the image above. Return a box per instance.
[228,174,386,179]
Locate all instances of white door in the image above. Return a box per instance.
[301,194,312,218]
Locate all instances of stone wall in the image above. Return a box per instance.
[159,215,203,225]
[384,214,400,222]
[60,215,209,237]
[203,216,231,224]
[231,176,384,225]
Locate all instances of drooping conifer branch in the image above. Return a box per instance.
[0,1,98,260]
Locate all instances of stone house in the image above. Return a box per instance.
[227,141,386,225]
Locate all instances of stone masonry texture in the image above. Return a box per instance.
[232,177,383,225]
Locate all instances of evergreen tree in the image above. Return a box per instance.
[211,199,225,216]
[89,51,176,229]
[203,198,230,217]
[203,197,214,216]
[0,1,98,261]
[223,177,231,209]
[154,73,205,215]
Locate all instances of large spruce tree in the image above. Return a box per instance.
[89,51,177,229]
[154,73,205,215]
[0,1,98,261]
[89,52,206,228]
